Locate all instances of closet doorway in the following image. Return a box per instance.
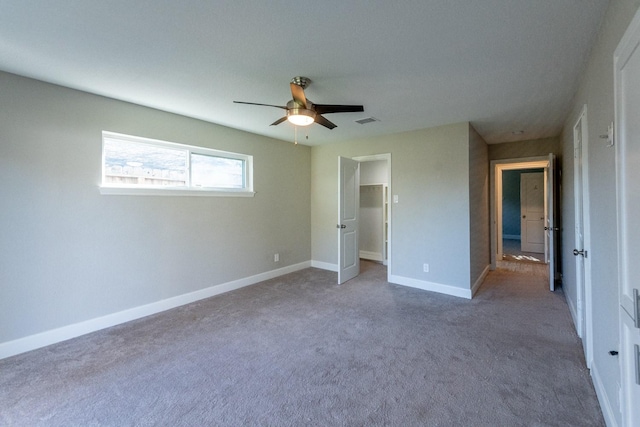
[354,154,391,274]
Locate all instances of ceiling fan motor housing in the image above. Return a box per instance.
[291,76,311,89]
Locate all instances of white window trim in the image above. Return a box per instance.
[100,131,255,197]
[98,186,256,197]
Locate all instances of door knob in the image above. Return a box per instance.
[336,224,346,229]
[573,249,587,257]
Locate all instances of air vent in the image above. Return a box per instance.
[355,117,379,125]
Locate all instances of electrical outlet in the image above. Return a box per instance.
[423,263,429,273]
[274,253,279,262]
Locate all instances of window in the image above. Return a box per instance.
[100,131,253,196]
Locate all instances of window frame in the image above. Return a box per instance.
[99,131,254,197]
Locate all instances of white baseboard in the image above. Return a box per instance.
[590,362,619,427]
[471,265,490,297]
[311,260,338,272]
[0,261,311,360]
[566,293,582,338]
[389,274,472,299]
[359,250,383,262]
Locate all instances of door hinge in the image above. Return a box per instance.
[634,289,640,329]
[635,344,640,385]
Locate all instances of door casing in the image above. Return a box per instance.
[338,153,392,284]
[614,8,640,425]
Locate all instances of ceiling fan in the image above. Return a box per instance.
[233,76,364,130]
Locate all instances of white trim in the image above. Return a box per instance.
[566,291,580,337]
[99,186,255,197]
[360,182,387,186]
[311,261,479,300]
[615,9,640,427]
[311,260,339,272]
[591,362,620,427]
[471,265,491,297]
[0,261,310,360]
[389,274,472,299]
[503,234,521,240]
[359,250,384,261]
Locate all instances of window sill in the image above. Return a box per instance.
[99,186,255,197]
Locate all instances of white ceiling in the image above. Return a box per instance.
[0,1,609,145]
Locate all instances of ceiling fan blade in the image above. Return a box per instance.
[234,101,287,109]
[313,104,364,114]
[315,114,337,130]
[270,117,288,126]
[290,83,307,108]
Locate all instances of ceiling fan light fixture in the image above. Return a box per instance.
[287,108,316,126]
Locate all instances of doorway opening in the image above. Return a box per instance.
[358,160,388,265]
[338,154,391,284]
[502,168,545,263]
[490,155,557,290]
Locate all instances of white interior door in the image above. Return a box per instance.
[615,10,640,426]
[521,172,545,253]
[545,154,556,292]
[338,157,360,284]
[572,114,588,343]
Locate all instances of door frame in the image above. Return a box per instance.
[614,8,640,425]
[573,104,593,367]
[352,153,392,283]
[490,156,550,269]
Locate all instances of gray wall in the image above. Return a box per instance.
[468,125,490,290]
[360,160,388,185]
[0,71,311,344]
[488,137,560,161]
[561,0,640,425]
[311,123,472,291]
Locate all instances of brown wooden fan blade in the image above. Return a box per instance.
[234,101,287,109]
[315,114,337,129]
[270,117,288,126]
[290,83,307,108]
[313,104,364,114]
